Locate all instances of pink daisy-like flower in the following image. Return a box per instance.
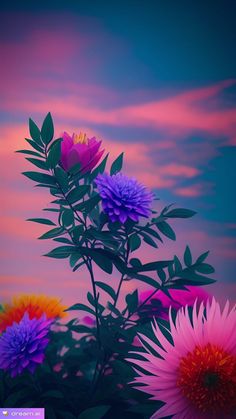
[128,299,236,418]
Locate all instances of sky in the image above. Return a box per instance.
[0,0,236,308]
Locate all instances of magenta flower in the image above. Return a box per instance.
[128,299,236,418]
[139,286,211,320]
[0,312,52,377]
[60,132,104,173]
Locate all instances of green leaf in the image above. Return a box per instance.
[44,245,77,259]
[95,281,116,300]
[129,258,142,268]
[66,185,90,204]
[25,138,44,153]
[129,234,141,252]
[138,260,172,272]
[126,289,138,313]
[140,232,158,248]
[71,225,84,242]
[27,218,56,225]
[38,227,65,239]
[69,252,82,268]
[110,152,124,175]
[157,268,166,282]
[174,255,182,273]
[165,208,197,218]
[47,139,62,168]
[90,153,109,181]
[132,272,160,288]
[89,249,113,274]
[41,112,54,145]
[184,245,192,266]
[22,171,56,185]
[26,157,48,170]
[29,118,42,144]
[196,251,210,264]
[42,390,64,399]
[61,209,74,227]
[78,406,110,419]
[75,194,101,214]
[195,263,215,274]
[54,167,69,191]
[16,149,43,158]
[156,221,176,240]
[65,303,95,315]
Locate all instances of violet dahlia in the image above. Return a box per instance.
[128,299,236,418]
[0,312,52,377]
[95,173,153,223]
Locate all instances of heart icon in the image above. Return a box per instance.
[2,412,8,416]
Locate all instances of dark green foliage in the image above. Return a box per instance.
[11,113,216,418]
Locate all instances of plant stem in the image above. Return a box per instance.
[86,257,101,348]
[113,230,130,308]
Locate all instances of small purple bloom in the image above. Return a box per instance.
[95,173,154,223]
[0,312,52,377]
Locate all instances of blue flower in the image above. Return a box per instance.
[0,312,52,377]
[95,173,153,223]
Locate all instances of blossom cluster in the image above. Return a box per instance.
[0,295,66,377]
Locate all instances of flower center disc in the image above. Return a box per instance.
[177,343,236,414]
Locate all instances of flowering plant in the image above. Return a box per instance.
[0,113,224,418]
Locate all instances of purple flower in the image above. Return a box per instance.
[60,132,104,173]
[95,173,154,223]
[0,312,52,377]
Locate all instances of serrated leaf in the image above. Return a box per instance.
[22,171,56,185]
[41,112,54,145]
[156,221,176,240]
[129,234,141,252]
[95,281,116,300]
[29,118,42,144]
[165,208,197,218]
[184,245,192,266]
[27,218,56,226]
[110,152,124,175]
[47,139,62,168]
[26,157,48,170]
[38,227,64,239]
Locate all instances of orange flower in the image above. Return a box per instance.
[0,294,67,333]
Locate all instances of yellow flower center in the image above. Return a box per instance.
[177,343,236,414]
[73,132,87,144]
